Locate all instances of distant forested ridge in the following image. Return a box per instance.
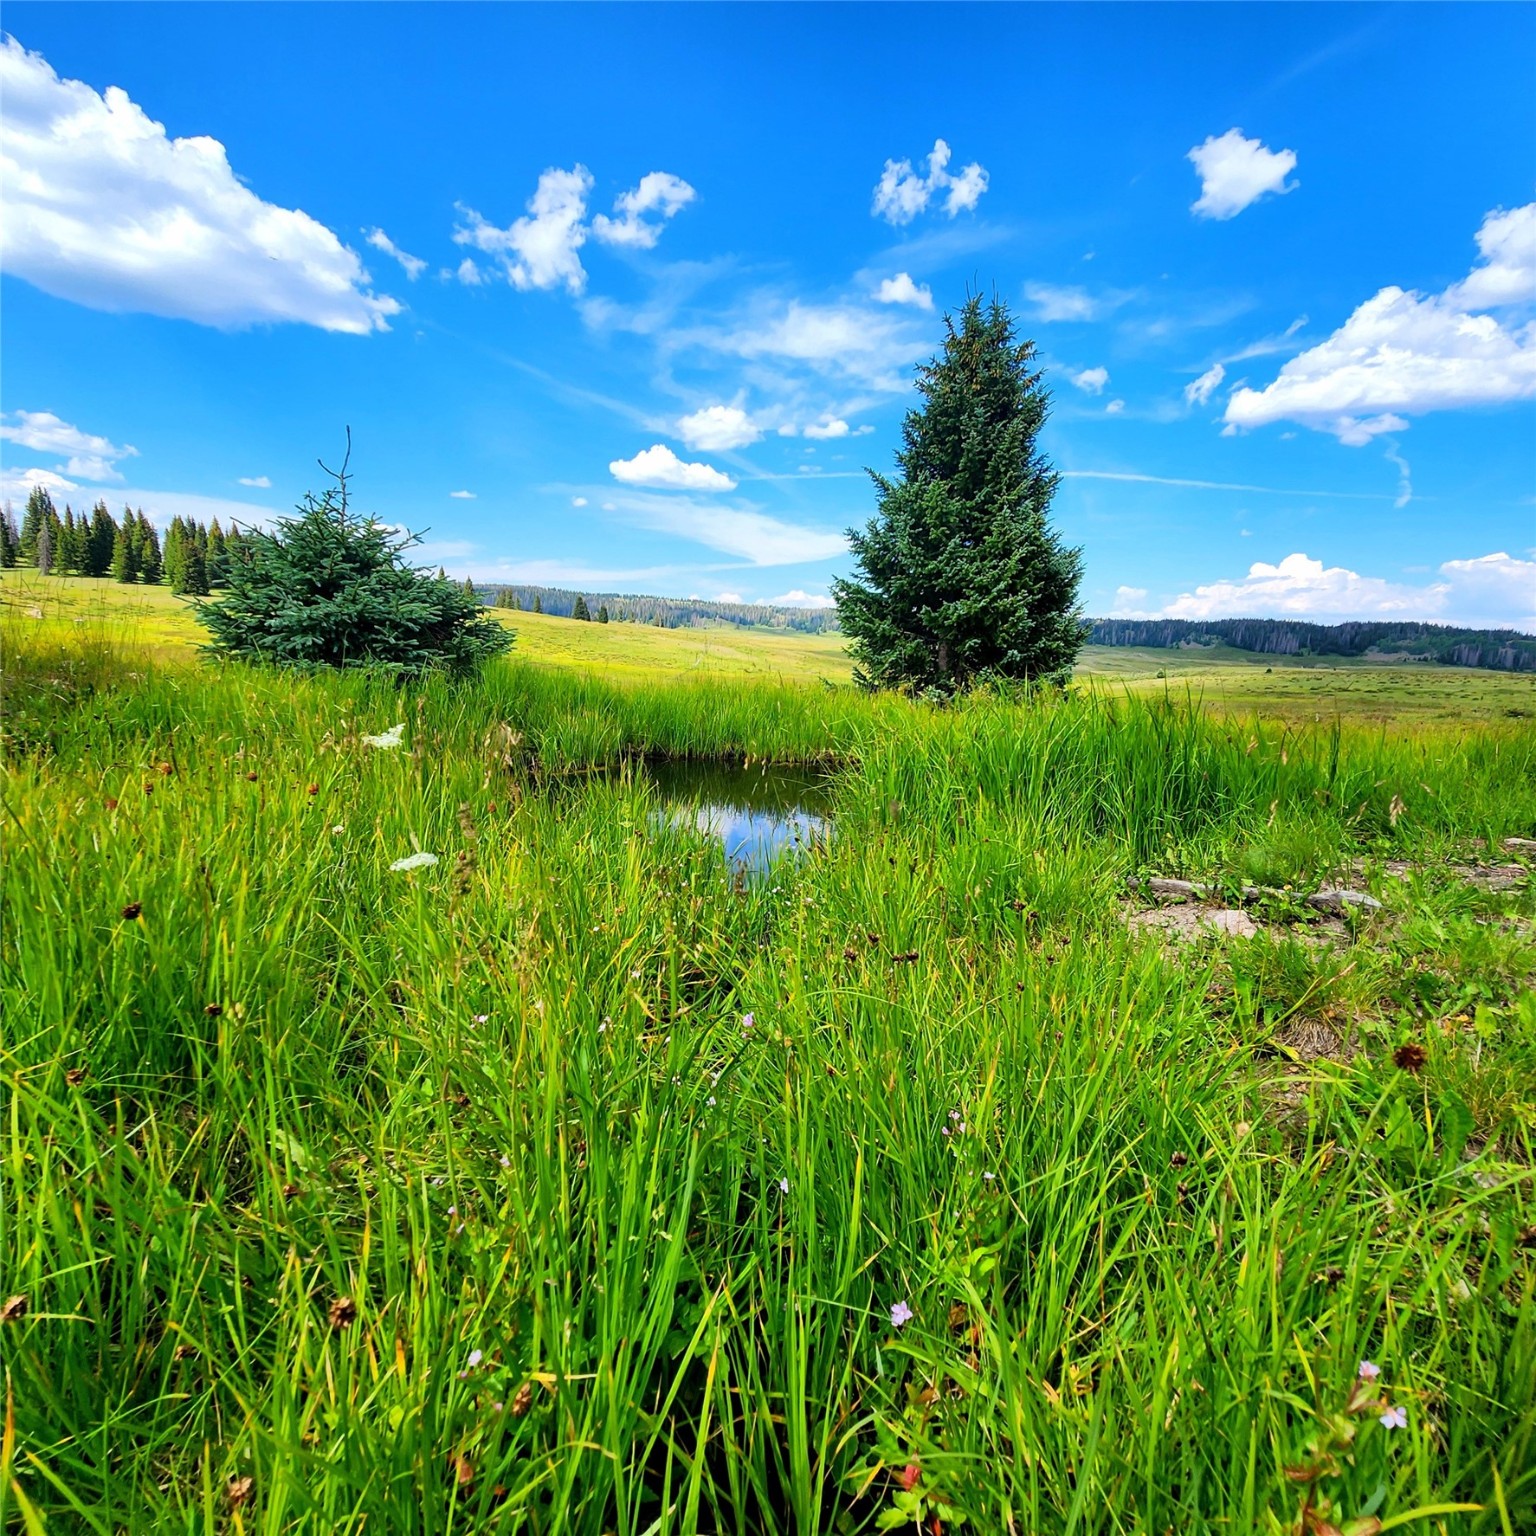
[1089,617,1536,672]
[478,585,840,633]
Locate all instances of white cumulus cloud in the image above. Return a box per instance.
[1070,366,1109,395]
[768,589,838,609]
[365,227,426,280]
[1130,550,1536,631]
[876,272,934,309]
[0,409,137,482]
[237,475,271,488]
[872,139,988,225]
[454,168,593,295]
[449,489,476,499]
[1184,362,1226,407]
[0,37,399,332]
[803,417,851,440]
[1223,203,1536,443]
[609,444,737,492]
[1188,129,1298,220]
[571,495,588,508]
[676,403,761,451]
[591,171,696,249]
[454,164,695,295]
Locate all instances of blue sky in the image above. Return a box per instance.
[2,3,1533,628]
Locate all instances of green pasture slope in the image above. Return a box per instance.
[2,577,1535,1533]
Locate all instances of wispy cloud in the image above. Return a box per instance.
[601,490,847,566]
[1062,469,1396,500]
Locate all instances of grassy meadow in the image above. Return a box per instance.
[3,574,1535,1533]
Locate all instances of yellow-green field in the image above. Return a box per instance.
[4,570,1534,722]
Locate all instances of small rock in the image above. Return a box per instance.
[1306,888,1382,915]
[1202,908,1260,937]
[1502,837,1536,853]
[1136,877,1207,900]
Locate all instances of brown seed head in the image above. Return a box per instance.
[143,783,154,795]
[204,1002,223,1017]
[1170,1150,1189,1168]
[159,762,174,776]
[174,1343,198,1360]
[510,1380,535,1417]
[245,771,258,781]
[1517,1225,1536,1250]
[1,1294,28,1323]
[65,1067,86,1086]
[307,783,319,796]
[281,1182,302,1199]
[328,1296,358,1328]
[843,946,859,962]
[121,902,142,920]
[1394,1041,1428,1072]
[226,1475,255,1509]
[451,1453,474,1488]
[104,797,119,811]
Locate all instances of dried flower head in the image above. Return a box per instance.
[204,1002,223,1017]
[104,797,118,810]
[1393,1041,1427,1072]
[245,771,259,781]
[510,1381,535,1417]
[65,1067,86,1086]
[226,1475,255,1509]
[328,1296,358,1328]
[120,901,142,920]
[1170,1150,1189,1168]
[1,1294,28,1323]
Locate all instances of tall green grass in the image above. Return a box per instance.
[3,635,1533,1533]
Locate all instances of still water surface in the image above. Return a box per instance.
[646,759,833,874]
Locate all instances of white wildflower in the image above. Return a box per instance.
[389,852,439,872]
[363,723,405,750]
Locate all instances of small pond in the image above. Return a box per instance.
[646,759,834,874]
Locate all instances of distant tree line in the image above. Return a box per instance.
[478,584,840,632]
[1,486,249,595]
[1090,617,1536,673]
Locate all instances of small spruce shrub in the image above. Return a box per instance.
[196,447,513,677]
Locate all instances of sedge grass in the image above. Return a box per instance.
[2,625,1533,1534]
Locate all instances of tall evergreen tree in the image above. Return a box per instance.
[20,485,54,565]
[206,519,229,587]
[137,512,163,584]
[58,507,84,572]
[178,530,210,595]
[571,593,591,621]
[36,514,56,574]
[86,502,117,577]
[832,295,1086,693]
[112,511,142,583]
[162,518,186,590]
[0,503,17,569]
[461,577,477,599]
[597,604,610,623]
[532,593,542,614]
